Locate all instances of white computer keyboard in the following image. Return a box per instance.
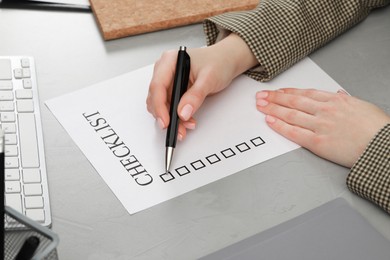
[0,56,52,228]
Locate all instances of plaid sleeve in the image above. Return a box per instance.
[347,124,390,214]
[203,0,389,82]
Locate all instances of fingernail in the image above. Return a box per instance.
[157,118,165,129]
[337,89,350,95]
[265,115,276,123]
[256,99,268,107]
[183,121,196,130]
[180,104,193,121]
[178,133,183,141]
[256,91,268,99]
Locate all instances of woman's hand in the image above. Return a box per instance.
[256,88,390,167]
[146,33,258,140]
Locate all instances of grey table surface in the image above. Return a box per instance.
[1,5,389,260]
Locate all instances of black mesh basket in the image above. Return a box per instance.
[4,206,59,260]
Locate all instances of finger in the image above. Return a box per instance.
[146,82,169,114]
[169,117,196,142]
[279,88,335,102]
[265,115,316,149]
[146,82,170,128]
[177,122,187,141]
[257,99,317,131]
[152,50,178,86]
[182,117,197,130]
[256,90,321,115]
[146,51,177,127]
[337,89,350,95]
[177,80,208,121]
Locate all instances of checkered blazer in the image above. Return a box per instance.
[203,0,390,214]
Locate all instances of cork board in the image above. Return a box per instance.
[89,0,259,40]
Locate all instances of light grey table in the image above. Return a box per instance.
[1,5,389,260]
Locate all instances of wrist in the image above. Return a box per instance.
[213,33,258,78]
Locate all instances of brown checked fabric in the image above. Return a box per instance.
[204,0,389,82]
[348,124,390,214]
[203,0,390,213]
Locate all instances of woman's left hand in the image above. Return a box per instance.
[256,88,390,167]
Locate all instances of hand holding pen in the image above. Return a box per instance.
[146,33,257,142]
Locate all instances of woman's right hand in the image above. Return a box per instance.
[146,33,258,140]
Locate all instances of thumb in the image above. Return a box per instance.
[177,82,208,121]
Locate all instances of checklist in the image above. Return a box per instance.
[46,58,344,214]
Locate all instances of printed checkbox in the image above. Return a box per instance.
[176,166,190,176]
[236,142,250,152]
[251,136,265,147]
[206,154,221,164]
[160,171,175,182]
[191,160,206,170]
[221,148,236,158]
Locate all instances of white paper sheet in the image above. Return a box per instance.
[46,58,344,214]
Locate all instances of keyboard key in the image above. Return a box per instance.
[22,68,31,78]
[16,89,33,99]
[23,78,32,89]
[5,194,23,213]
[23,168,41,183]
[26,209,45,222]
[5,145,18,156]
[14,68,23,79]
[17,100,34,112]
[0,90,14,100]
[5,157,19,168]
[18,113,40,167]
[0,101,15,111]
[5,169,20,181]
[24,184,42,196]
[21,58,30,68]
[5,134,17,145]
[1,112,16,122]
[1,123,16,133]
[5,181,21,193]
[0,59,12,80]
[0,81,13,90]
[25,196,44,209]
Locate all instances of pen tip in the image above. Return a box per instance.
[165,147,174,173]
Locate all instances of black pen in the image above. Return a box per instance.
[165,46,191,172]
